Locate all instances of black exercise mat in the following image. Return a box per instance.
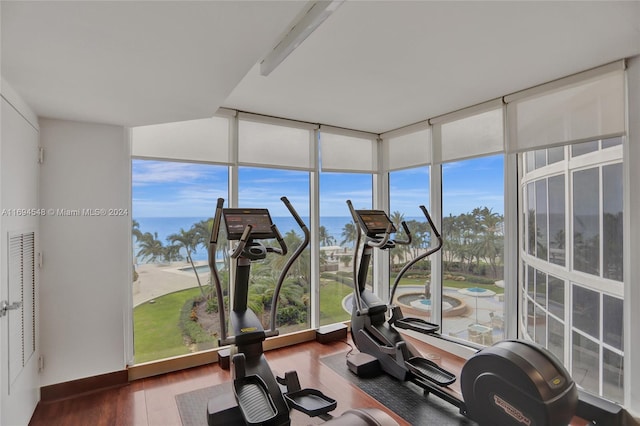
[176,383,234,426]
[320,352,477,426]
[175,382,326,426]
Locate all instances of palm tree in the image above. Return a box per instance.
[408,219,429,257]
[389,211,405,232]
[131,220,144,282]
[340,222,359,247]
[191,219,213,253]
[132,219,144,242]
[319,226,336,247]
[474,207,504,278]
[389,211,409,266]
[196,218,229,273]
[168,228,206,298]
[136,232,165,263]
[162,243,184,263]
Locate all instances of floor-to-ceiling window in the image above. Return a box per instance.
[513,64,626,403]
[130,116,232,364]
[383,124,433,318]
[238,167,311,333]
[318,128,376,326]
[318,172,372,325]
[235,115,315,333]
[441,154,505,343]
[432,103,506,345]
[388,166,432,321]
[132,159,229,363]
[521,138,624,402]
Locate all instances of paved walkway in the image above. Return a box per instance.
[133,261,210,307]
[343,284,505,343]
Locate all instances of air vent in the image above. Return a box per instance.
[8,231,36,371]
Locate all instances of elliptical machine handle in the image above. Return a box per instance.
[268,224,288,256]
[388,205,443,306]
[367,223,394,248]
[420,205,443,250]
[230,224,253,259]
[281,196,307,230]
[268,197,311,334]
[346,200,367,317]
[209,198,225,246]
[209,197,228,343]
[392,221,412,245]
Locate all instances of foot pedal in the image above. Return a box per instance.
[394,317,439,334]
[233,375,277,425]
[405,357,456,386]
[285,388,337,417]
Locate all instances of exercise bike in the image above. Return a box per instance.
[207,197,398,426]
[345,200,579,426]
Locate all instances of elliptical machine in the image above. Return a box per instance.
[346,200,579,426]
[207,197,398,426]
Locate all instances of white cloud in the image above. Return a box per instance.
[132,161,211,186]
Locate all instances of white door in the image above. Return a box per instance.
[1,97,40,425]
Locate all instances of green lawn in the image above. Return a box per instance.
[134,281,354,363]
[394,275,504,293]
[133,274,502,364]
[133,287,202,363]
[319,278,352,325]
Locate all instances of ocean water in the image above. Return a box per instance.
[133,216,356,263]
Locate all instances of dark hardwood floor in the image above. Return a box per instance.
[29,338,412,426]
[28,335,591,426]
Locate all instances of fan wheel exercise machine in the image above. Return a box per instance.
[346,200,579,426]
[207,197,398,426]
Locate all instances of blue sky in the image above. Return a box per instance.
[132,155,504,218]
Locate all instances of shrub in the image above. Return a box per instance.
[277,306,307,324]
[179,297,215,344]
[206,297,218,314]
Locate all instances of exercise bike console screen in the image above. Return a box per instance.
[356,210,397,237]
[223,208,276,240]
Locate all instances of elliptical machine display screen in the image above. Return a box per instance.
[356,210,397,237]
[223,208,276,240]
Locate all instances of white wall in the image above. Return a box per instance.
[39,119,130,386]
[1,77,41,426]
[624,56,640,417]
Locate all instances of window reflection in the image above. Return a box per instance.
[573,285,600,339]
[572,332,600,395]
[573,168,600,276]
[603,163,623,281]
[520,139,624,403]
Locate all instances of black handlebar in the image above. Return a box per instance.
[367,223,394,248]
[230,224,253,259]
[420,205,442,243]
[209,197,228,343]
[389,205,443,305]
[346,200,367,316]
[281,196,306,229]
[268,224,287,256]
[268,197,310,334]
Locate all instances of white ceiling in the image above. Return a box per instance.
[2,1,640,134]
[1,1,308,127]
